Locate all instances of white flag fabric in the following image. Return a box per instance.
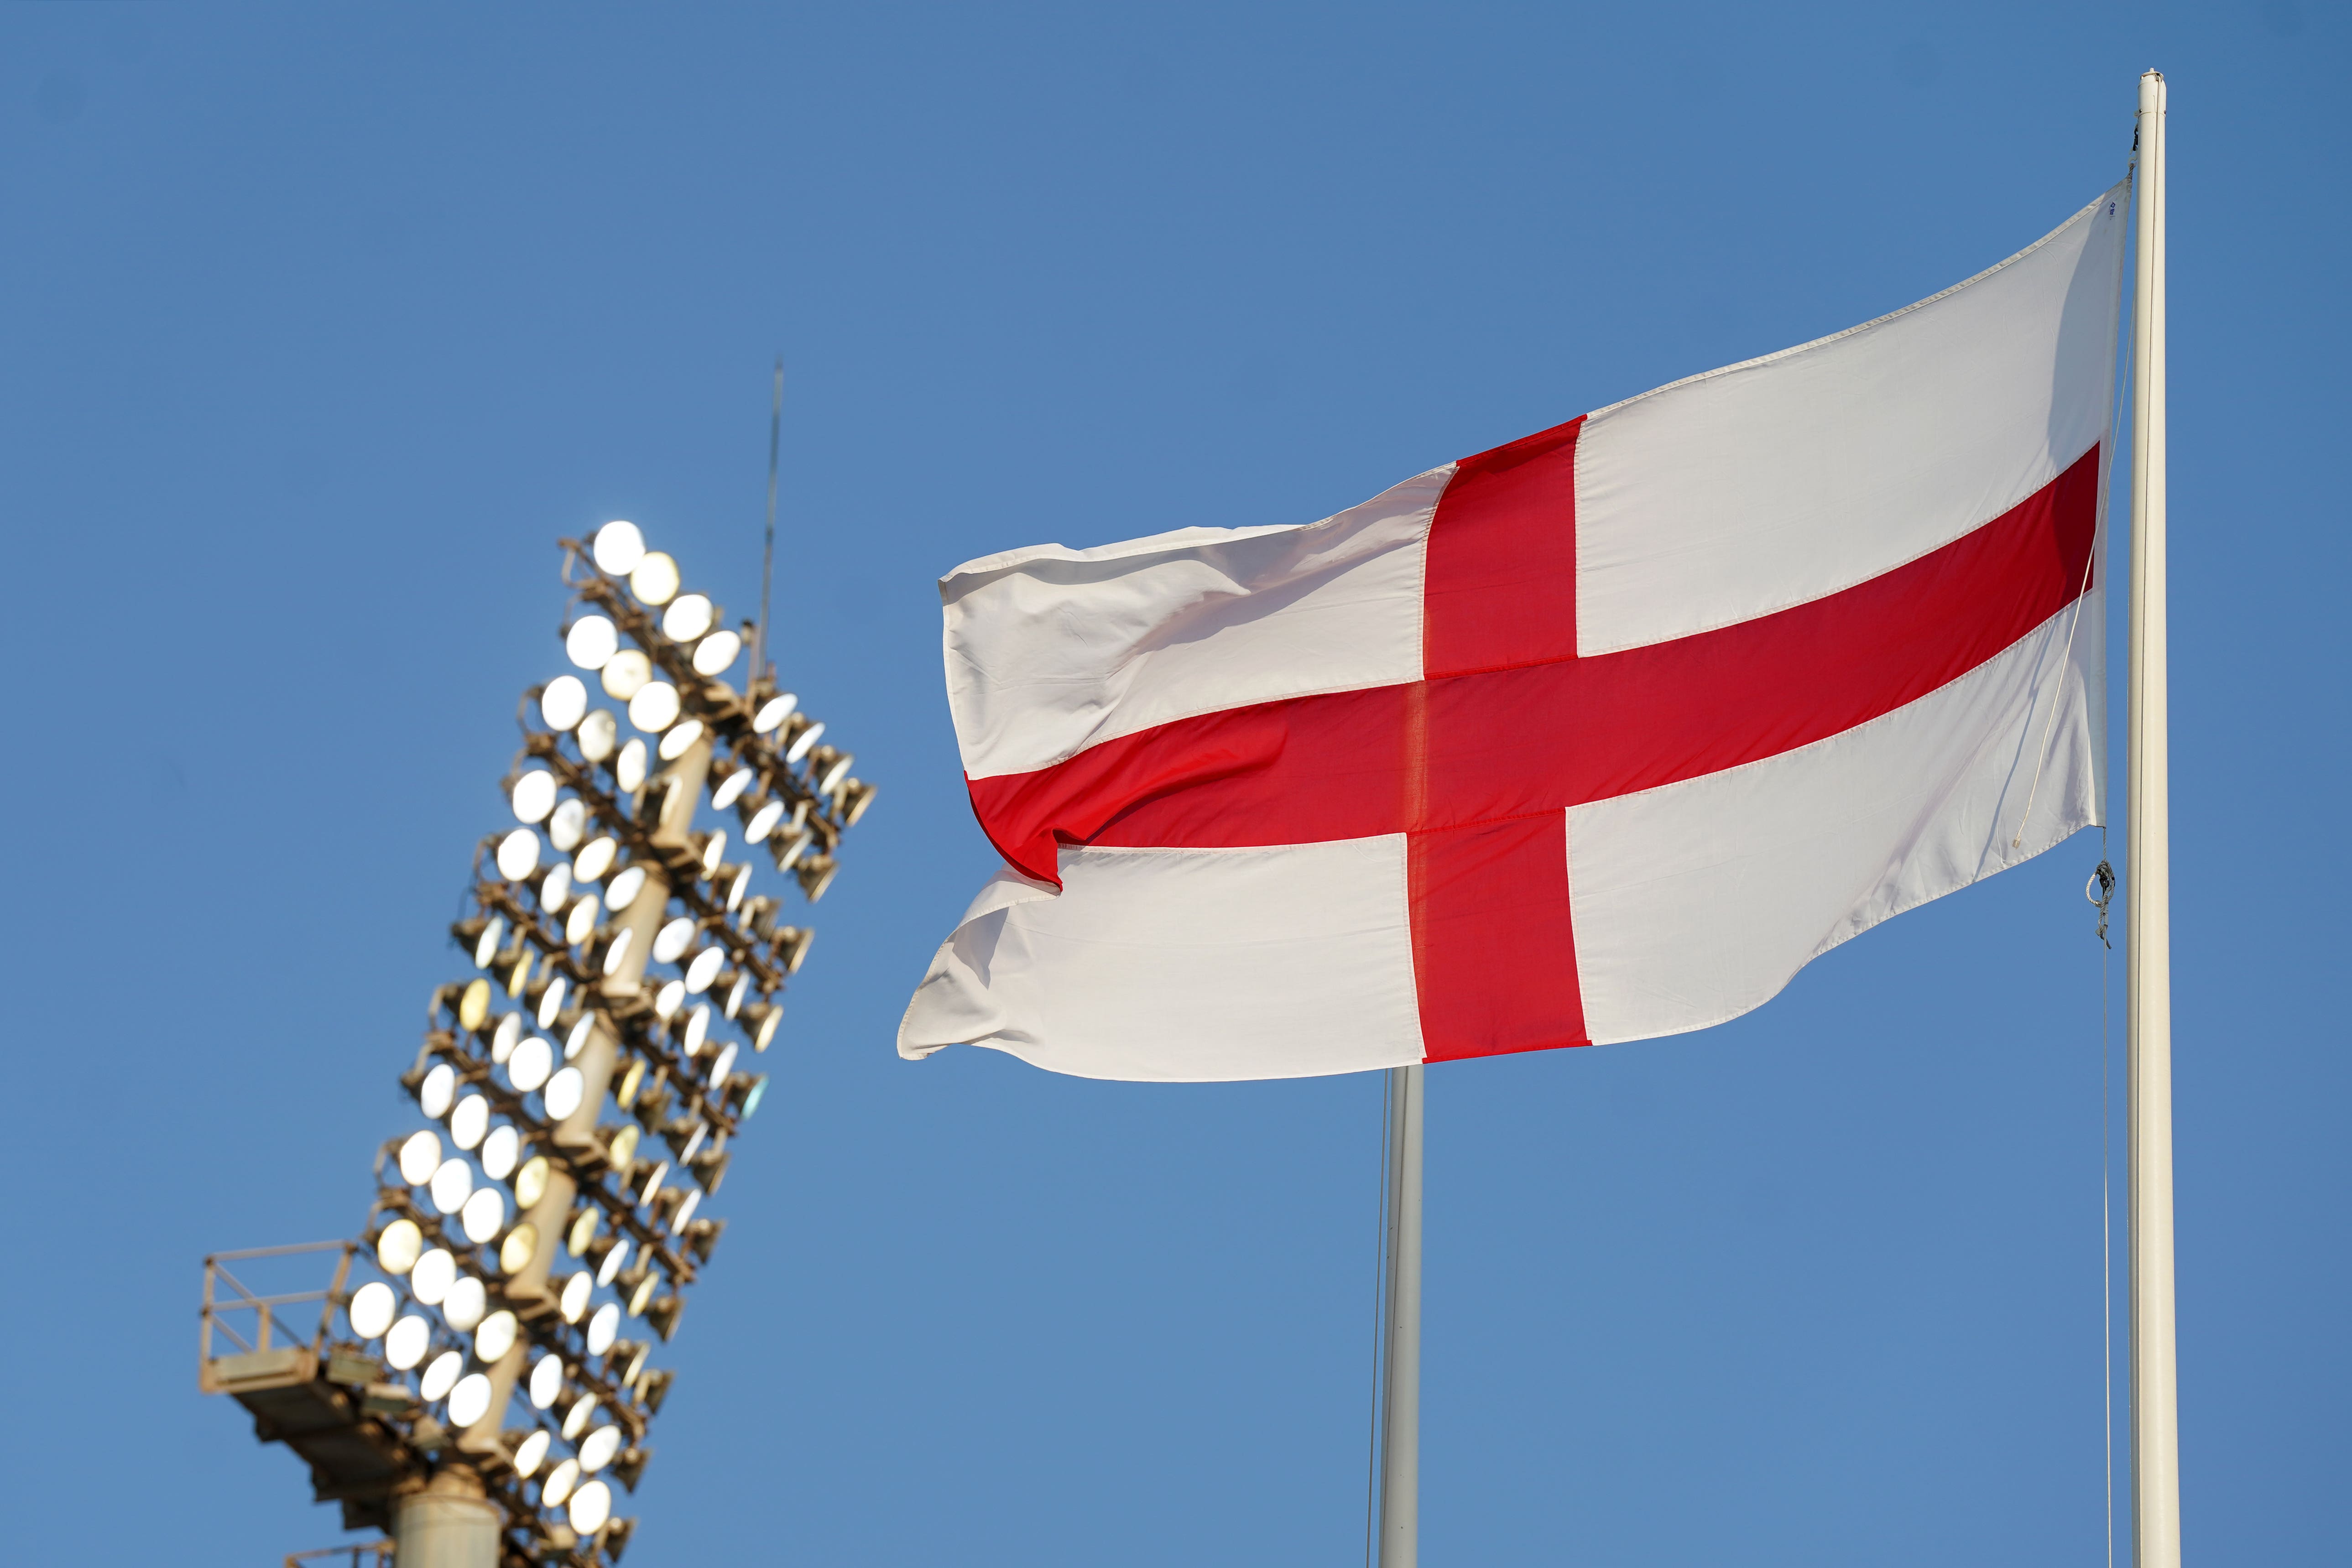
[902,185,2126,1082]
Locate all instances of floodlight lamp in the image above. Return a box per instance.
[542,1457,581,1509]
[726,864,751,912]
[693,628,742,676]
[473,916,506,969]
[444,1275,488,1332]
[349,1281,397,1339]
[709,766,753,811]
[724,972,748,1019]
[626,1270,657,1317]
[540,864,574,915]
[662,594,714,642]
[615,1058,647,1111]
[651,917,695,966]
[566,1206,600,1256]
[637,1162,670,1207]
[615,739,648,794]
[652,980,685,1019]
[537,974,568,1031]
[607,1120,641,1169]
[565,1013,595,1060]
[574,835,616,884]
[559,1270,592,1323]
[840,778,878,826]
[682,1004,709,1056]
[699,829,727,877]
[777,925,815,974]
[509,1035,554,1094]
[567,1476,612,1536]
[398,1131,443,1187]
[512,769,558,825]
[600,649,652,702]
[658,718,703,760]
[579,1425,623,1474]
[594,520,646,575]
[785,720,825,764]
[492,1013,524,1064]
[814,749,855,796]
[475,1309,519,1363]
[459,1186,505,1245]
[628,681,680,735]
[420,1349,463,1402]
[549,797,588,854]
[544,1066,585,1121]
[496,828,541,882]
[565,894,600,948]
[450,1093,489,1151]
[514,1427,553,1477]
[376,1219,424,1276]
[741,1075,770,1120]
[447,1371,492,1429]
[482,1124,522,1181]
[601,927,636,979]
[412,1247,457,1304]
[709,1043,739,1094]
[607,864,649,912]
[529,1354,565,1410]
[744,800,784,844]
[684,947,723,994]
[597,1236,631,1288]
[753,693,797,733]
[756,1007,782,1051]
[797,853,840,902]
[430,1158,475,1216]
[385,1314,431,1371]
[578,708,618,763]
[587,1302,621,1356]
[645,1293,685,1342]
[420,1063,457,1120]
[629,551,679,607]
[541,675,589,733]
[670,1189,701,1235]
[776,828,815,871]
[566,616,619,672]
[514,1154,551,1209]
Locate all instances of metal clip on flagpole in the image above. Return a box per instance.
[2127,68,2181,1568]
[1376,1064,1424,1568]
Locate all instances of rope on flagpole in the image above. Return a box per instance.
[2091,836,2117,1568]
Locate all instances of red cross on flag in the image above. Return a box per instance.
[901,186,2128,1082]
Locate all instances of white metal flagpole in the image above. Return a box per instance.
[1377,1063,1424,1568]
[2126,67,2181,1568]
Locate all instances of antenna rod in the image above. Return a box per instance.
[755,355,783,686]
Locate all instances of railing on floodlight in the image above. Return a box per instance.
[198,1240,356,1392]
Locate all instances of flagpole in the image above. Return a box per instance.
[1377,1063,1424,1568]
[2125,68,2180,1568]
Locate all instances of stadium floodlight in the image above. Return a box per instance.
[200,512,876,1568]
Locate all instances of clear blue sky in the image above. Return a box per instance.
[3,5,2339,1564]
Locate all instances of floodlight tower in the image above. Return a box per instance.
[199,520,876,1568]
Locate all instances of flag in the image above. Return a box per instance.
[901,185,2127,1082]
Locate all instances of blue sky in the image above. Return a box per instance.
[2,5,2341,1564]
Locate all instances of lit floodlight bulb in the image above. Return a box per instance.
[475,1309,519,1363]
[482,1124,521,1181]
[630,551,679,606]
[376,1219,424,1276]
[786,720,825,764]
[693,628,742,676]
[637,1162,669,1206]
[549,797,587,854]
[710,767,753,811]
[682,1004,710,1055]
[565,1013,595,1060]
[563,1393,600,1441]
[662,594,714,642]
[726,864,751,913]
[574,835,616,884]
[653,980,685,1019]
[460,1187,505,1245]
[513,1428,552,1478]
[540,675,589,732]
[628,680,680,734]
[511,769,558,824]
[753,693,797,733]
[586,1302,621,1356]
[542,1458,581,1509]
[399,1131,443,1187]
[447,1372,492,1428]
[710,1042,739,1093]
[579,1425,622,1474]
[657,718,702,760]
[348,1281,397,1339]
[412,1248,457,1305]
[420,1349,463,1402]
[544,1066,585,1121]
[541,864,574,914]
[684,947,723,995]
[601,927,635,978]
[651,917,694,965]
[499,1222,538,1274]
[444,1276,487,1332]
[724,972,748,1019]
[673,1188,701,1234]
[496,828,541,881]
[569,1208,600,1256]
[529,1354,565,1410]
[699,829,727,876]
[564,893,600,947]
[577,708,618,763]
[615,1058,646,1110]
[450,1094,489,1151]
[537,974,567,1030]
[742,1074,769,1118]
[492,1013,524,1063]
[678,1121,708,1164]
[430,1158,474,1216]
[744,799,784,843]
[515,1155,551,1209]
[473,916,505,969]
[594,520,646,575]
[419,1063,457,1120]
[508,1036,553,1094]
[385,1314,430,1371]
[756,1006,781,1051]
[605,864,647,912]
[601,649,652,702]
[460,978,493,1032]
[566,615,619,671]
[615,738,648,793]
[569,1479,613,1535]
[559,1270,592,1323]
[597,1237,631,1288]
[818,751,855,794]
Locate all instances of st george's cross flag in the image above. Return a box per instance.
[900,186,2128,1082]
